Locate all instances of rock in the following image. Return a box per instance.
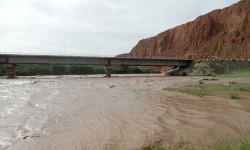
[109,85,115,88]
[203,78,219,81]
[224,81,237,85]
[120,0,250,60]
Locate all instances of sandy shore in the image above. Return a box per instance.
[0,74,249,150]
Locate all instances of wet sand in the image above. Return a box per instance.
[0,74,250,150]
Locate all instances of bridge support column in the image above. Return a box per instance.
[4,64,17,79]
[104,65,112,77]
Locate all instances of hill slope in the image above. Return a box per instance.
[121,0,250,59]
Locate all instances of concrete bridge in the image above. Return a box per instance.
[0,54,193,78]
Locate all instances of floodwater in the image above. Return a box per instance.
[0,74,250,150]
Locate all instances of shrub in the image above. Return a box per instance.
[51,65,67,75]
[230,92,240,99]
[198,80,204,85]
[210,62,226,74]
[0,66,5,76]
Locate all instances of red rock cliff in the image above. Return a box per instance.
[122,0,250,59]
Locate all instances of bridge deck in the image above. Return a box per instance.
[0,54,193,67]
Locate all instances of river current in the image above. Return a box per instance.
[0,75,249,150]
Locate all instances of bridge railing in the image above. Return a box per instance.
[0,52,249,61]
[0,52,116,57]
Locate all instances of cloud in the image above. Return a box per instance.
[0,0,240,56]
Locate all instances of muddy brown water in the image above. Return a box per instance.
[0,74,249,150]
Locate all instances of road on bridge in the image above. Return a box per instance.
[0,54,193,78]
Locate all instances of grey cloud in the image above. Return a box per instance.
[0,0,240,56]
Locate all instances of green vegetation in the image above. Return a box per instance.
[0,66,5,76]
[210,137,249,150]
[218,68,250,78]
[189,61,250,77]
[67,65,104,75]
[14,65,105,76]
[203,129,250,150]
[164,82,250,99]
[198,80,204,85]
[230,92,240,99]
[112,66,159,74]
[141,133,250,150]
[99,131,250,150]
[0,65,159,76]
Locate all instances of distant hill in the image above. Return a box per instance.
[119,0,250,59]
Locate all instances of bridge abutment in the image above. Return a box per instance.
[4,64,17,79]
[166,66,190,76]
[104,65,112,77]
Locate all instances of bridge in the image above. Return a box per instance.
[0,54,193,78]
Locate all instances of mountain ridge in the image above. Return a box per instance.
[119,0,250,59]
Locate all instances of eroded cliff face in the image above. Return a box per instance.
[122,0,250,59]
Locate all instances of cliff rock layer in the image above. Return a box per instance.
[122,0,250,59]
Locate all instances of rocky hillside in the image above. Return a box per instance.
[120,0,250,59]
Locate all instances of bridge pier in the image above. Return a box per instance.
[4,64,17,79]
[104,65,112,77]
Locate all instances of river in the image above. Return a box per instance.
[0,74,249,150]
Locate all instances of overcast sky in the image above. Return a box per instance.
[0,0,240,56]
